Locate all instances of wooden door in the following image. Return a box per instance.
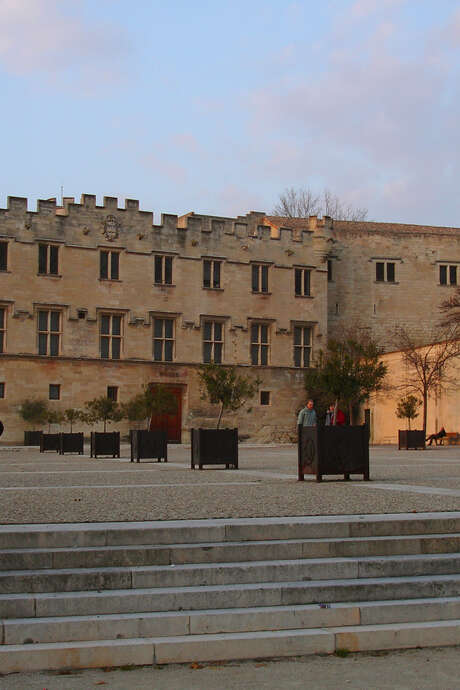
[149,385,182,443]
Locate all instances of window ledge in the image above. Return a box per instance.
[439,283,458,287]
[202,286,224,291]
[374,281,399,285]
[37,273,62,279]
[153,282,175,288]
[99,278,122,283]
[252,291,272,295]
[294,294,313,299]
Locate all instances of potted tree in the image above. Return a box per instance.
[63,408,82,433]
[40,409,64,452]
[396,394,424,450]
[300,335,387,481]
[19,399,48,446]
[125,385,177,462]
[84,396,123,458]
[192,364,259,470]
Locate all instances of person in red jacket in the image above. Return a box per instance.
[325,404,346,425]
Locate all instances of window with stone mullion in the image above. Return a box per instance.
[294,326,311,367]
[100,314,122,360]
[251,323,269,365]
[0,308,5,353]
[38,310,61,356]
[203,320,223,363]
[153,318,174,361]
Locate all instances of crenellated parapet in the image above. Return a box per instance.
[0,196,322,255]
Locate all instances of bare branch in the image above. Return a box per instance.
[272,186,367,221]
[393,325,460,433]
[439,287,460,328]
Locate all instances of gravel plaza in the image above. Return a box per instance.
[2,442,460,690]
[1,442,460,524]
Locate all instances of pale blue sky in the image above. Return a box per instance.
[1,0,460,225]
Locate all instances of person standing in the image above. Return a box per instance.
[325,404,335,426]
[297,399,317,428]
[325,403,346,426]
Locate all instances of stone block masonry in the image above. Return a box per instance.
[0,195,459,443]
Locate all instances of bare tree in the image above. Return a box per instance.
[394,326,460,434]
[272,186,368,221]
[439,287,460,327]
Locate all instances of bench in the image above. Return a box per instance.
[445,432,460,446]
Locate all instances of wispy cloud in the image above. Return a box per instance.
[243,2,460,223]
[0,0,131,90]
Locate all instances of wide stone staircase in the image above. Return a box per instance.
[2,512,460,674]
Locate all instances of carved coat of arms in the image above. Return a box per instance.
[102,215,120,241]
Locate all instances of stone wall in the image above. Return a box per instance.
[368,348,460,443]
[0,196,322,443]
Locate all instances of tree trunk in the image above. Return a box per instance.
[422,391,428,435]
[333,400,338,426]
[217,404,224,429]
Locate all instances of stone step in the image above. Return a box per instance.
[2,512,460,549]
[2,619,460,674]
[3,596,460,645]
[2,552,460,595]
[3,532,460,571]
[3,573,460,619]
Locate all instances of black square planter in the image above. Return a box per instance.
[59,432,84,455]
[191,428,238,469]
[40,433,60,452]
[90,431,120,458]
[298,425,369,481]
[398,430,425,450]
[24,431,42,446]
[130,429,168,463]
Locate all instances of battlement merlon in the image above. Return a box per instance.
[2,195,322,245]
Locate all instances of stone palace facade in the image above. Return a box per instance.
[0,194,459,443]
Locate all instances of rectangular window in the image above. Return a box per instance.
[251,264,269,293]
[0,307,5,353]
[154,255,173,285]
[203,320,223,363]
[0,242,7,271]
[100,314,123,360]
[100,251,119,280]
[203,259,221,288]
[250,323,269,365]
[293,326,312,368]
[38,244,59,275]
[49,384,60,400]
[440,265,447,285]
[260,391,270,405]
[439,264,458,285]
[0,382,4,398]
[153,318,175,361]
[38,310,61,356]
[107,386,118,402]
[386,262,395,282]
[294,268,311,296]
[376,261,396,283]
[327,259,333,282]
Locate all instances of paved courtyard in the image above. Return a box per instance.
[2,443,460,688]
[1,443,460,524]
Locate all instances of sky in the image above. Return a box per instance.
[1,0,460,226]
